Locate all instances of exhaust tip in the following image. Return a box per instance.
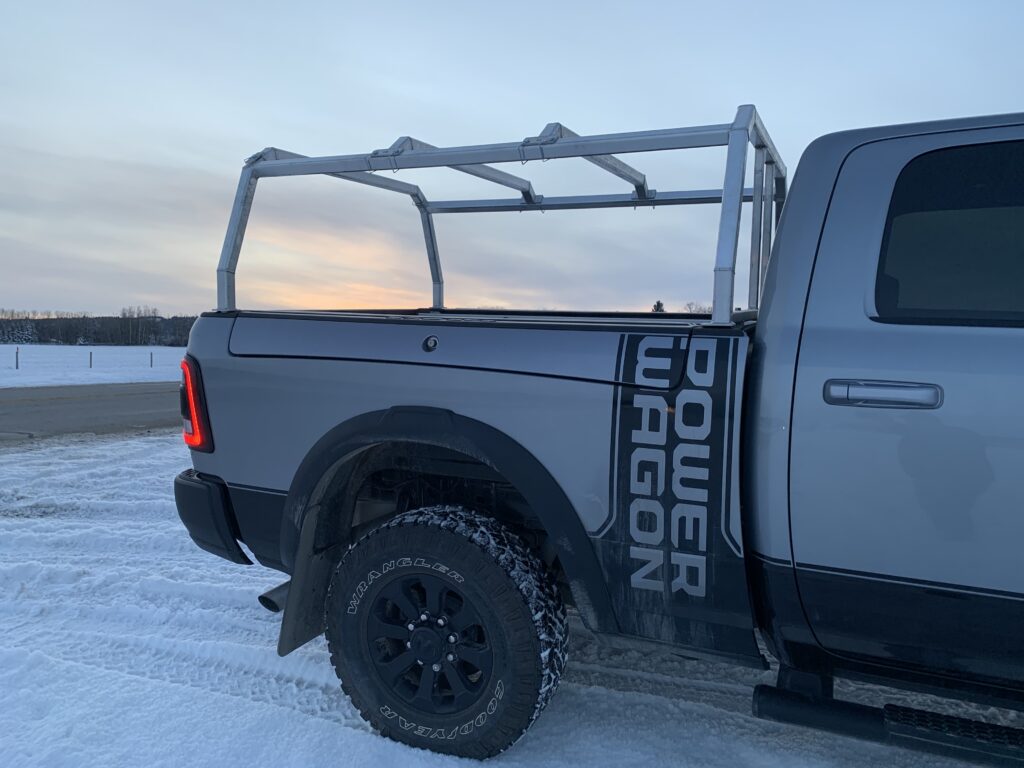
[258,581,290,613]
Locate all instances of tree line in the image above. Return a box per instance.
[651,300,713,314]
[0,307,197,346]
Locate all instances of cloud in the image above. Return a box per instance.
[0,234,206,313]
[1,139,736,315]
[5,1,1024,319]
[0,144,234,314]
[233,170,727,312]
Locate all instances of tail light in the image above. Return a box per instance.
[180,356,213,452]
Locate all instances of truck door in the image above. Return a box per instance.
[789,127,1024,684]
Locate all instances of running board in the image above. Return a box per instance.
[753,684,1024,766]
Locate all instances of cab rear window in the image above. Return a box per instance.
[875,139,1024,324]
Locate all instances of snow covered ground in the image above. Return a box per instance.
[0,344,185,388]
[0,431,998,767]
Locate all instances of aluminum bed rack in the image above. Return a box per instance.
[217,104,787,325]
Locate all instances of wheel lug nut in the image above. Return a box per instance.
[419,613,429,622]
[447,634,457,644]
[446,653,456,662]
[406,641,412,649]
[436,617,446,627]
[431,663,441,672]
[407,623,416,631]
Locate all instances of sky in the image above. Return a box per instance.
[2,0,1023,316]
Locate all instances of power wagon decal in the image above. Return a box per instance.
[596,329,761,663]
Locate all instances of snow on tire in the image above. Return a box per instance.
[325,505,568,759]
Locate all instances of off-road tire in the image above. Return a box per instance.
[325,505,568,758]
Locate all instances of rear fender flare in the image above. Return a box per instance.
[275,406,616,655]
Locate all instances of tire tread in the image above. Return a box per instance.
[325,505,568,758]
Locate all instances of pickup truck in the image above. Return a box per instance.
[174,106,1024,762]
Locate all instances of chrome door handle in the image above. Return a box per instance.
[823,380,943,409]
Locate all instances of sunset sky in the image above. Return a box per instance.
[3,1,1023,316]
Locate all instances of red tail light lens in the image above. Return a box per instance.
[180,356,213,452]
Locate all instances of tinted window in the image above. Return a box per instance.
[876,140,1024,324]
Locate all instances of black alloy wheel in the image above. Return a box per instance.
[367,570,494,715]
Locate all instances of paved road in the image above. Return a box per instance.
[0,382,180,442]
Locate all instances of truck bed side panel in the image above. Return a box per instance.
[189,315,759,661]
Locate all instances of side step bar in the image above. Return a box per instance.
[754,684,1024,765]
[258,581,290,613]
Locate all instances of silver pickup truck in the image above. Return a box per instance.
[174,106,1024,762]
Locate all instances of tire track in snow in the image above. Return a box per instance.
[2,623,366,730]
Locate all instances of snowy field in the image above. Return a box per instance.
[0,431,994,767]
[0,344,185,388]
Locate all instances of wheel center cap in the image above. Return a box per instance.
[410,627,443,662]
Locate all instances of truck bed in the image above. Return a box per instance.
[186,308,759,663]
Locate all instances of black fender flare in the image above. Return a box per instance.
[275,406,617,655]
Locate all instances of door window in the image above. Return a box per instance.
[875,140,1024,324]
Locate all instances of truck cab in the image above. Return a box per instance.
[749,117,1024,701]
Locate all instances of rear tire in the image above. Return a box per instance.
[325,505,568,758]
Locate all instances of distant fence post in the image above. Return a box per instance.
[15,347,18,370]
[150,352,154,368]
[89,351,93,369]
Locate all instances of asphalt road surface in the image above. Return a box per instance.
[0,382,180,442]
